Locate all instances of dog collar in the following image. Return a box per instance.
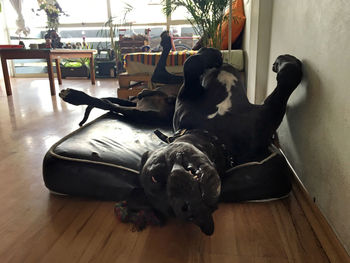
[154,129,187,144]
[153,128,235,168]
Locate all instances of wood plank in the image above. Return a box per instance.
[0,78,332,263]
[292,176,350,262]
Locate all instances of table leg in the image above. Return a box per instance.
[47,56,56,95]
[55,59,62,85]
[90,54,96,85]
[1,58,12,96]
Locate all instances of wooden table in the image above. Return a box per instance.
[0,49,96,96]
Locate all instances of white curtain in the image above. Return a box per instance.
[9,0,30,36]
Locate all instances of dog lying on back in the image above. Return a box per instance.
[139,50,302,235]
[59,32,302,235]
[59,31,182,127]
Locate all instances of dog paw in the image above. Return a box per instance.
[160,31,172,51]
[272,54,301,73]
[58,88,71,100]
[198,47,223,69]
[273,55,302,86]
[59,88,90,106]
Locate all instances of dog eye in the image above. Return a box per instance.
[150,174,166,186]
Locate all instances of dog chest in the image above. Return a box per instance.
[207,70,238,119]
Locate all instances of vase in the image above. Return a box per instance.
[44,29,63,49]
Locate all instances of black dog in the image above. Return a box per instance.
[59,31,182,127]
[139,50,302,235]
[58,32,302,235]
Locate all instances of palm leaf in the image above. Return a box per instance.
[162,0,234,48]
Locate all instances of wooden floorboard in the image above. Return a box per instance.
[0,78,329,262]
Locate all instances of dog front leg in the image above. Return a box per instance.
[262,54,303,131]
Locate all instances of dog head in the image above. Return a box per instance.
[140,142,221,235]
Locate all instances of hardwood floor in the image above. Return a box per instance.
[0,78,329,262]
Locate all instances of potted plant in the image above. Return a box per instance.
[96,3,134,74]
[60,58,90,79]
[32,0,68,48]
[162,0,232,49]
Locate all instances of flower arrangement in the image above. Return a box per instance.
[33,0,68,31]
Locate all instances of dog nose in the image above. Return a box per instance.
[171,162,184,173]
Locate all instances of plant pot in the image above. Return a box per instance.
[95,61,117,78]
[60,65,90,79]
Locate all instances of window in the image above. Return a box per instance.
[110,1,166,24]
[59,0,108,24]
[3,0,195,75]
[4,0,45,29]
[170,6,191,21]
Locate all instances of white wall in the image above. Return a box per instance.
[242,0,252,98]
[265,0,350,253]
[242,0,272,103]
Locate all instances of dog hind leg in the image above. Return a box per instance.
[151,31,183,85]
[108,104,171,124]
[79,106,93,126]
[60,89,136,108]
[59,89,137,125]
[136,89,167,100]
[102,97,136,107]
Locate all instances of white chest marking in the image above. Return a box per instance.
[208,71,238,119]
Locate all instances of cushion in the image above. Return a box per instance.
[43,113,291,202]
[123,50,244,75]
[220,0,246,50]
[221,146,293,202]
[43,113,171,200]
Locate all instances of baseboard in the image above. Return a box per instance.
[280,150,350,262]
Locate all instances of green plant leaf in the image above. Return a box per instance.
[162,0,236,48]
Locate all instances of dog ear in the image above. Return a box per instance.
[140,151,150,171]
[195,213,215,236]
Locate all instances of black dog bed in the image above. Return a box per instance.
[43,113,292,202]
[43,112,170,200]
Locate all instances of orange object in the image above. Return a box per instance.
[220,0,246,50]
